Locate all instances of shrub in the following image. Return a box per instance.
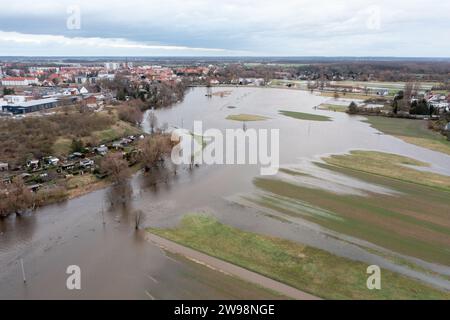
[347,102,359,114]
[118,105,143,125]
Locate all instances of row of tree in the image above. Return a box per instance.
[99,133,174,184]
[99,74,189,109]
[392,82,432,115]
[0,178,68,217]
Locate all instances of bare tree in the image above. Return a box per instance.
[161,122,169,133]
[0,177,33,216]
[135,210,143,230]
[333,91,340,100]
[100,152,131,183]
[107,181,132,208]
[118,105,143,126]
[147,111,158,134]
[399,82,416,113]
[364,86,370,95]
[139,135,172,171]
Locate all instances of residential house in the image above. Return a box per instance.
[79,87,89,95]
[79,159,94,168]
[95,145,109,156]
[62,88,79,96]
[84,95,97,107]
[75,75,88,84]
[26,159,40,169]
[45,157,60,166]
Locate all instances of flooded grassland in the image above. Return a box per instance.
[1,87,450,299]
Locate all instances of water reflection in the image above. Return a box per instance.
[0,213,37,252]
[140,158,179,192]
[107,181,133,209]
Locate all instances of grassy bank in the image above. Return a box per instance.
[318,104,348,112]
[226,114,269,121]
[324,151,450,192]
[151,215,450,300]
[279,110,331,122]
[364,116,450,155]
[65,173,110,199]
[90,119,142,143]
[252,151,450,265]
[319,92,372,100]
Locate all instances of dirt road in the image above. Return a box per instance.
[145,233,321,300]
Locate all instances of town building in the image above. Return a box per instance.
[104,62,120,71]
[1,77,39,86]
[0,96,58,114]
[79,87,89,95]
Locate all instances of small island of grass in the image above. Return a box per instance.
[317,104,348,112]
[226,114,269,121]
[279,110,331,122]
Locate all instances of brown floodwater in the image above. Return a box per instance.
[1,87,450,299]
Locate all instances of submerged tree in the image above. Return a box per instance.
[147,111,158,134]
[0,177,33,217]
[139,135,172,171]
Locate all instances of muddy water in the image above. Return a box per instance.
[1,87,450,299]
[0,180,285,299]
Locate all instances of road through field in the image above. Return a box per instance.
[146,233,321,300]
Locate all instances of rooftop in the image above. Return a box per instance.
[1,97,58,108]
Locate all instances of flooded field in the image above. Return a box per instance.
[1,87,450,299]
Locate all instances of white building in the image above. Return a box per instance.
[79,87,89,95]
[1,77,39,86]
[104,62,120,71]
[62,88,80,96]
[97,73,115,81]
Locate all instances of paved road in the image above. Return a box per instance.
[146,233,321,300]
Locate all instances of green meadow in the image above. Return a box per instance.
[364,116,450,155]
[151,215,450,300]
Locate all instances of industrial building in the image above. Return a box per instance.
[0,96,58,114]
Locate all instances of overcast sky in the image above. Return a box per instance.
[0,0,449,57]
